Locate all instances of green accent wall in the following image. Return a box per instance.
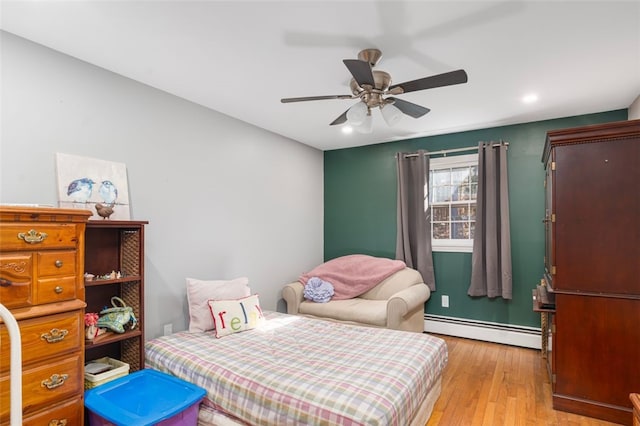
[324,110,627,328]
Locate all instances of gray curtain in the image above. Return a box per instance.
[468,142,512,299]
[396,150,436,290]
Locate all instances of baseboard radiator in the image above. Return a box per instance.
[424,314,541,349]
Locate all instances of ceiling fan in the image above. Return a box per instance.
[281,48,468,133]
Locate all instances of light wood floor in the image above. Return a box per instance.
[425,334,622,426]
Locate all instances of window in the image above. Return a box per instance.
[428,153,478,252]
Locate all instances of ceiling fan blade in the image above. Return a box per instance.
[343,59,375,87]
[281,95,353,103]
[388,97,431,118]
[389,69,468,94]
[329,109,349,126]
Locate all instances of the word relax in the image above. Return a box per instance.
[216,304,264,331]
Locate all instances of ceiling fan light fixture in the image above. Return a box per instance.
[346,101,368,125]
[381,103,403,127]
[354,112,373,134]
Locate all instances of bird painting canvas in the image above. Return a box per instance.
[56,153,131,220]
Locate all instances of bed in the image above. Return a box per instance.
[145,311,448,426]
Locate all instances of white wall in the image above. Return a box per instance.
[0,31,324,338]
[629,94,640,119]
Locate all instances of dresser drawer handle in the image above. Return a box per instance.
[41,373,69,389]
[0,278,13,287]
[48,420,68,426]
[41,328,68,343]
[55,259,63,268]
[54,286,64,294]
[17,229,48,244]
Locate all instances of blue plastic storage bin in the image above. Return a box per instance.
[85,369,206,426]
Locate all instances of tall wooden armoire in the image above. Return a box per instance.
[542,119,640,425]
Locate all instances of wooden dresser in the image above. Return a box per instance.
[542,120,640,425]
[0,206,91,425]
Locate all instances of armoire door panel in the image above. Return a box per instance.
[554,294,640,408]
[553,138,640,295]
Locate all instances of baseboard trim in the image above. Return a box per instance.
[424,314,541,349]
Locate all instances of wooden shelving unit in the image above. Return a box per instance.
[83,220,147,372]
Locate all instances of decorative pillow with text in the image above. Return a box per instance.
[208,294,265,338]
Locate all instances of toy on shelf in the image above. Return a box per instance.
[85,312,108,341]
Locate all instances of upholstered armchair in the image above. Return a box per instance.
[282,267,430,333]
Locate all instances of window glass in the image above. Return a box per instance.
[428,153,478,252]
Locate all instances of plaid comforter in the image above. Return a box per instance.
[145,312,447,426]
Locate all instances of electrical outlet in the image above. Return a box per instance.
[163,323,173,336]
[441,295,449,308]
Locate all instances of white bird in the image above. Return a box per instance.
[99,180,118,204]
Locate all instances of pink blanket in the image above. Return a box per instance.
[299,255,406,300]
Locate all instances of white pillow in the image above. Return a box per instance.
[208,294,265,338]
[186,277,250,332]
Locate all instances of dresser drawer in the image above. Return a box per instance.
[36,276,77,305]
[0,224,79,251]
[0,311,82,371]
[19,395,83,426]
[0,353,83,417]
[38,251,76,277]
[0,253,33,309]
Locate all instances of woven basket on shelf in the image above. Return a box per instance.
[84,357,129,389]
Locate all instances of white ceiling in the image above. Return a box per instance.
[2,1,639,151]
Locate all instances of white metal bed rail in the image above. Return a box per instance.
[0,303,22,425]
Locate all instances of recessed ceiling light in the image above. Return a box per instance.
[342,126,353,134]
[522,93,538,104]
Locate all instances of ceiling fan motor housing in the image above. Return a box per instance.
[351,70,392,108]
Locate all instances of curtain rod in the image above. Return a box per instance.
[399,141,509,158]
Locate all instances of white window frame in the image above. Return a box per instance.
[428,153,478,253]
